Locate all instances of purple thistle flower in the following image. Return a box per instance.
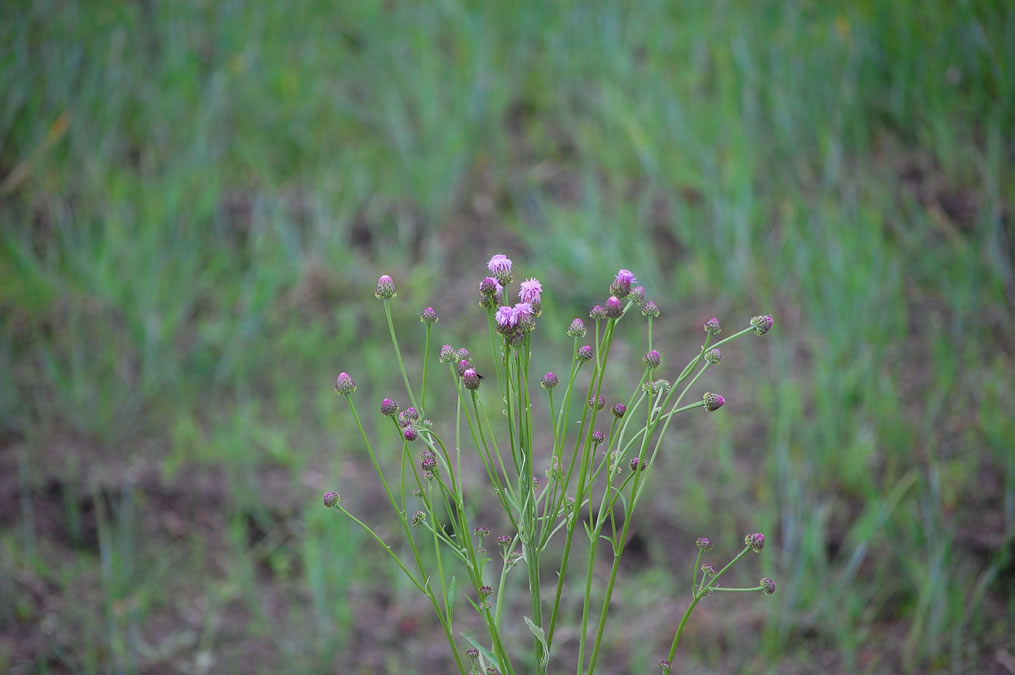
[592,430,606,445]
[630,286,646,304]
[588,395,605,410]
[455,359,471,377]
[479,276,499,297]
[541,372,559,390]
[335,372,356,395]
[420,306,438,325]
[659,660,672,672]
[421,451,437,471]
[375,274,396,299]
[519,278,542,304]
[380,398,398,417]
[404,426,419,442]
[514,302,534,325]
[751,314,774,335]
[479,585,494,597]
[487,254,513,284]
[323,491,340,508]
[567,317,587,338]
[641,301,660,318]
[474,527,490,537]
[761,577,776,595]
[463,368,482,390]
[701,563,717,577]
[643,349,661,369]
[611,403,626,418]
[456,347,472,362]
[439,344,455,363]
[466,648,480,660]
[705,348,721,365]
[589,304,606,320]
[704,392,725,412]
[495,305,518,330]
[604,296,623,319]
[629,457,646,471]
[497,535,512,546]
[610,269,637,298]
[745,532,765,553]
[704,317,721,335]
[696,537,713,551]
[577,345,594,363]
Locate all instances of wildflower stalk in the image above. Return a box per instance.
[384,299,420,413]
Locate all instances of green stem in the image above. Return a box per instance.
[383,299,420,413]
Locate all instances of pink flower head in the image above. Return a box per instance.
[487,254,513,284]
[495,305,518,330]
[610,269,637,298]
[513,302,533,322]
[519,278,542,304]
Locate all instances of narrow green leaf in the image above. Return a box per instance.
[524,616,550,666]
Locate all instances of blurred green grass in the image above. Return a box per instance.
[2,0,1013,672]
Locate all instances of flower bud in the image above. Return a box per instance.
[577,345,594,363]
[592,430,606,445]
[567,318,587,338]
[404,426,419,442]
[375,274,396,299]
[479,277,499,297]
[704,348,721,365]
[751,314,774,335]
[643,349,661,369]
[541,372,559,390]
[630,286,645,304]
[410,510,427,526]
[704,317,721,335]
[760,577,776,595]
[696,536,713,552]
[380,398,398,417]
[604,296,623,319]
[589,304,606,320]
[611,403,626,418]
[745,532,765,553]
[421,451,437,471]
[588,395,605,410]
[610,269,636,298]
[700,563,716,577]
[704,392,725,412]
[335,372,356,395]
[641,301,660,318]
[659,660,672,672]
[629,457,646,471]
[420,306,438,325]
[463,368,482,390]
[474,527,490,537]
[322,491,340,508]
[439,344,455,363]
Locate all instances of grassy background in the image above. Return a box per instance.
[2,0,1013,672]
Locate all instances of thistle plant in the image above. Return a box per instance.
[325,256,776,674]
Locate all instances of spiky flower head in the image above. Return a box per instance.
[474,527,490,537]
[487,254,513,284]
[630,286,646,304]
[592,430,606,445]
[421,451,437,471]
[463,368,482,390]
[751,314,774,335]
[745,532,765,553]
[659,660,672,672]
[643,349,661,369]
[705,348,721,365]
[760,577,776,595]
[704,392,725,412]
[513,302,534,329]
[567,318,587,338]
[400,407,420,424]
[404,426,419,442]
[335,372,356,395]
[456,359,471,377]
[704,317,721,335]
[380,398,398,417]
[696,537,713,551]
[410,510,427,526]
[541,372,559,390]
[480,276,499,297]
[577,345,594,364]
[479,585,494,598]
[439,344,455,363]
[588,395,605,410]
[375,274,396,299]
[519,278,542,304]
[700,563,717,577]
[645,379,670,395]
[611,403,626,418]
[630,457,646,471]
[641,301,660,318]
[589,304,606,320]
[610,269,636,298]
[420,306,438,325]
[497,535,512,546]
[604,296,624,319]
[323,491,340,508]
[456,347,472,363]
[466,648,480,660]
[495,305,518,332]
